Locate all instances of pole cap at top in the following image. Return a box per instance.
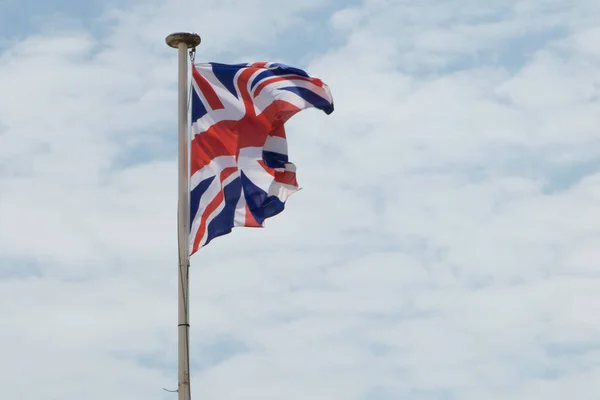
[165,32,201,49]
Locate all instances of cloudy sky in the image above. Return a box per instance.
[2,0,600,399]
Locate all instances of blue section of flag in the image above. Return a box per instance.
[204,176,242,245]
[279,86,334,114]
[241,172,285,225]
[270,63,310,77]
[250,65,307,90]
[262,150,288,169]
[189,176,214,230]
[191,86,208,121]
[209,62,246,99]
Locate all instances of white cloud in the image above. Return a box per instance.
[1,0,600,399]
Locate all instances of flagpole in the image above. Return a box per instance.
[166,31,201,400]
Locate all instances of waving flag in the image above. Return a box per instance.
[189,61,334,255]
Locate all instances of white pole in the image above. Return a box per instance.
[176,39,191,400]
[166,32,201,400]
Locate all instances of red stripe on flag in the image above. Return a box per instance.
[192,66,225,110]
[311,77,324,87]
[190,97,302,174]
[253,76,317,98]
[257,160,275,177]
[191,167,239,253]
[274,170,298,187]
[192,189,223,253]
[220,166,238,181]
[269,125,286,139]
[244,204,262,227]
[260,100,302,125]
[190,122,238,175]
[237,68,259,117]
[251,62,269,68]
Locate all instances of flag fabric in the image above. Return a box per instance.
[188,61,334,255]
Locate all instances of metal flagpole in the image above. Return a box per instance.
[165,31,201,400]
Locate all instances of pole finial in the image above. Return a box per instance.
[165,32,201,49]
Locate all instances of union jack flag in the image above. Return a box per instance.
[189,61,334,255]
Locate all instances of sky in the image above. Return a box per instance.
[1,0,600,399]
